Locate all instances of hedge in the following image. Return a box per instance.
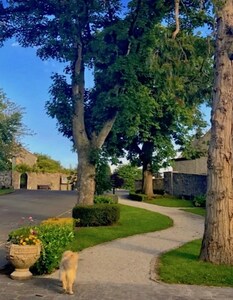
[72,204,120,227]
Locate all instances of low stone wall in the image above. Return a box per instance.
[0,171,12,188]
[12,172,72,191]
[164,172,207,198]
[135,178,164,193]
[173,157,207,174]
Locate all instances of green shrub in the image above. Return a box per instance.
[128,192,148,202]
[94,194,118,204]
[8,218,75,275]
[41,217,74,226]
[193,195,206,207]
[95,161,112,195]
[72,204,120,227]
[31,222,75,275]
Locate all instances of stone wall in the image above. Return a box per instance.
[173,157,207,174]
[135,178,164,193]
[12,172,72,190]
[164,172,207,198]
[0,171,12,188]
[12,148,37,167]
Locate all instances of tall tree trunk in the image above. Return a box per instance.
[199,0,233,265]
[72,45,117,204]
[141,142,154,198]
[76,147,96,205]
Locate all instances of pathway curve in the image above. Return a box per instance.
[49,198,233,299]
[1,197,233,299]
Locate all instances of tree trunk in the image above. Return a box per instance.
[141,142,154,198]
[142,168,154,198]
[76,148,96,205]
[199,0,233,265]
[71,41,117,205]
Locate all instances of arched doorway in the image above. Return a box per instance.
[20,173,28,189]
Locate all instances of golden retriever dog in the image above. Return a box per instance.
[59,250,79,295]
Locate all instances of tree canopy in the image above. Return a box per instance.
[0,0,214,203]
[0,89,25,170]
[100,23,213,196]
[113,164,141,191]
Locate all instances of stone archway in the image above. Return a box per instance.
[20,173,28,189]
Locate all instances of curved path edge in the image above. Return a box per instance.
[49,197,233,299]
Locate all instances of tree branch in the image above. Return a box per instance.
[93,113,118,149]
[172,0,180,39]
[126,0,142,56]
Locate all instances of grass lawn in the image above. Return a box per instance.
[0,188,14,195]
[158,239,233,287]
[145,196,194,207]
[181,207,205,216]
[70,204,173,251]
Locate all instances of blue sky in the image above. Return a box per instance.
[0,40,94,168]
[0,1,129,169]
[0,40,211,169]
[0,1,211,169]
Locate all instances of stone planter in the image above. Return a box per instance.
[6,243,41,280]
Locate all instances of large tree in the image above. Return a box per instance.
[0,89,25,170]
[102,24,213,197]
[0,0,174,204]
[199,0,233,265]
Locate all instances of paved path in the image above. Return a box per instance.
[0,190,77,246]
[0,198,233,299]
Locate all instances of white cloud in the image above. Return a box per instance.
[11,42,19,47]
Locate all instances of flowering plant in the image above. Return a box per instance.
[8,216,41,246]
[9,228,41,246]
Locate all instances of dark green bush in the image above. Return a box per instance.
[94,194,118,204]
[72,204,120,227]
[193,195,206,207]
[128,192,148,202]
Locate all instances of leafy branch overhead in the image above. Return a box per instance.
[0,0,214,203]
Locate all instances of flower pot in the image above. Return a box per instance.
[6,243,41,280]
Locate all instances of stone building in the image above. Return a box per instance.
[12,148,37,168]
[0,148,73,191]
[173,131,210,175]
[165,131,210,198]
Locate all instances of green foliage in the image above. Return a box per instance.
[70,204,173,251]
[113,164,142,191]
[14,163,32,173]
[8,220,75,275]
[193,195,206,207]
[8,226,40,245]
[94,195,118,204]
[145,196,194,207]
[181,208,205,216]
[110,172,124,189]
[0,0,214,204]
[0,187,14,195]
[14,154,74,174]
[32,222,75,275]
[103,23,213,176]
[32,154,66,173]
[158,239,233,287]
[72,204,120,227]
[128,192,148,202]
[0,89,25,171]
[95,159,112,195]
